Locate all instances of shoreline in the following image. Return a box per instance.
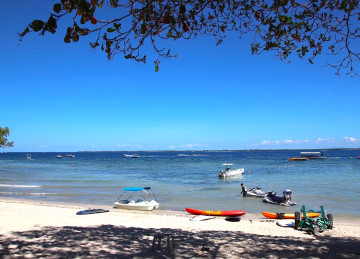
[1,198,360,258]
[1,196,359,224]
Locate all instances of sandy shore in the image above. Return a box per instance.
[0,199,360,258]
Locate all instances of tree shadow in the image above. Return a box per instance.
[0,225,359,258]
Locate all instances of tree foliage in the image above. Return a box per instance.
[19,0,360,75]
[0,127,14,149]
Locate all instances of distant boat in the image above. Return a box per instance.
[26,154,32,160]
[123,154,141,158]
[56,155,63,159]
[288,157,308,161]
[66,154,75,158]
[357,156,360,159]
[177,154,190,157]
[300,152,326,159]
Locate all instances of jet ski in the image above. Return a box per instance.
[263,190,296,206]
[246,187,268,197]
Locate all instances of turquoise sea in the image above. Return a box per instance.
[0,150,359,218]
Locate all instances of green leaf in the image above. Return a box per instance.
[107,28,115,33]
[30,20,45,32]
[180,5,186,14]
[53,3,62,13]
[154,60,160,72]
[47,16,57,30]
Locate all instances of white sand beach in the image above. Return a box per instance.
[1,198,360,258]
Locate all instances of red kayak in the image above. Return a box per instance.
[185,207,246,217]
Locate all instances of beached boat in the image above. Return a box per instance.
[218,164,244,178]
[262,211,320,219]
[185,207,246,217]
[288,157,308,161]
[114,187,159,211]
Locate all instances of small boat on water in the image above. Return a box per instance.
[218,164,244,178]
[56,155,63,159]
[177,154,190,157]
[288,157,308,161]
[185,207,246,217]
[26,154,32,160]
[114,187,159,211]
[123,154,141,158]
[66,154,75,158]
[300,152,326,159]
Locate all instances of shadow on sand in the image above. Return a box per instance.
[0,224,359,258]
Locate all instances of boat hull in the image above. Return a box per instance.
[185,207,246,217]
[262,211,320,219]
[114,200,159,211]
[288,157,308,161]
[218,168,245,178]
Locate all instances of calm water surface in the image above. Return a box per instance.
[1,150,359,218]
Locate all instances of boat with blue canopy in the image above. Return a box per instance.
[114,187,160,211]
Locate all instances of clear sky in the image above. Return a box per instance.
[1,1,360,152]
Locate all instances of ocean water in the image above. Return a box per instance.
[0,150,359,218]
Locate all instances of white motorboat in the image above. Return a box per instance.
[56,155,63,159]
[114,187,159,211]
[218,164,244,178]
[26,154,32,160]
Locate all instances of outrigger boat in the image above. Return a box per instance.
[114,187,159,211]
[218,164,244,178]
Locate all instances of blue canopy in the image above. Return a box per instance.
[123,187,151,191]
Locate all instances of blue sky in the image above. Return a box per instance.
[1,1,360,152]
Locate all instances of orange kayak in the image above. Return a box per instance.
[262,211,320,219]
[186,208,246,216]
